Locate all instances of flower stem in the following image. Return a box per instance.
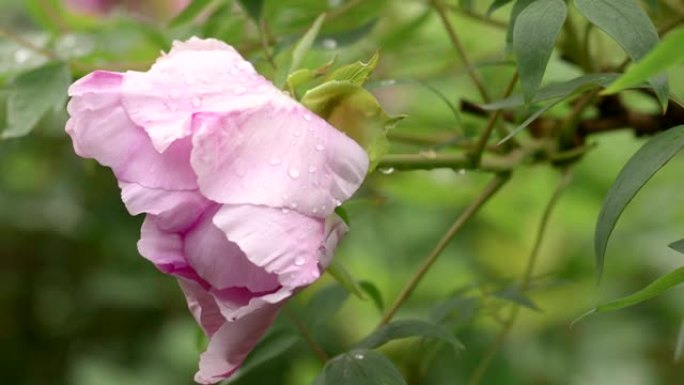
[467,168,573,385]
[284,307,329,363]
[378,173,510,326]
[377,148,524,173]
[430,0,491,103]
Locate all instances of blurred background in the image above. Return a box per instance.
[2,0,684,384]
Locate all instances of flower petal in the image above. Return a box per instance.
[66,71,197,190]
[120,38,279,152]
[212,204,345,289]
[183,208,281,293]
[194,301,282,384]
[119,182,211,232]
[190,105,368,218]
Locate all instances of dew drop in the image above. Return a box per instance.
[290,202,299,209]
[303,113,312,122]
[192,97,202,108]
[312,208,318,214]
[294,257,305,266]
[322,38,337,50]
[354,353,364,360]
[379,167,395,175]
[288,168,300,179]
[334,199,342,207]
[281,208,290,214]
[315,144,325,151]
[14,49,30,63]
[308,166,317,173]
[321,204,327,212]
[293,130,301,137]
[269,156,282,166]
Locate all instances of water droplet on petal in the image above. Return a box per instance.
[288,168,300,179]
[308,166,317,173]
[315,144,325,151]
[294,257,305,266]
[303,113,312,121]
[321,204,327,212]
[379,167,395,175]
[281,208,290,214]
[293,130,301,137]
[290,202,299,209]
[192,96,202,108]
[312,208,319,214]
[334,199,342,207]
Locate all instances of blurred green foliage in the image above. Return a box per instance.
[2,0,684,384]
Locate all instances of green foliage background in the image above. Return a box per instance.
[2,0,684,384]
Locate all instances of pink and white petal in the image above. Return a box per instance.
[66,74,197,190]
[184,209,281,293]
[190,105,368,218]
[120,38,280,152]
[137,215,202,283]
[119,182,212,232]
[194,302,282,384]
[211,286,292,322]
[178,279,226,337]
[318,214,349,270]
[212,204,328,289]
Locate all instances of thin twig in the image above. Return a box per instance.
[377,151,520,173]
[284,307,329,363]
[378,173,510,326]
[430,0,491,102]
[468,169,573,385]
[0,27,55,59]
[444,5,508,30]
[471,72,519,165]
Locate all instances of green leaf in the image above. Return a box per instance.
[669,239,684,254]
[326,52,379,86]
[497,98,564,144]
[574,0,669,110]
[317,18,379,48]
[482,73,620,110]
[314,349,406,385]
[356,319,464,351]
[237,0,263,21]
[169,0,213,27]
[488,0,515,15]
[290,13,326,74]
[595,125,684,275]
[3,61,71,139]
[327,259,367,300]
[603,27,684,95]
[359,281,384,312]
[305,284,349,330]
[429,297,478,326]
[513,0,567,101]
[506,0,535,49]
[494,285,541,311]
[302,80,403,170]
[577,266,684,321]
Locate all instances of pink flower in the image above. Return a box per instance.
[65,37,368,384]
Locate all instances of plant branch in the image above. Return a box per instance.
[378,174,510,326]
[284,307,329,363]
[468,169,573,385]
[444,5,508,30]
[430,0,492,102]
[471,72,519,165]
[377,151,520,173]
[0,27,55,59]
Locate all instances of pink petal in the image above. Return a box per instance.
[183,208,281,293]
[212,204,344,289]
[119,182,212,232]
[66,71,197,190]
[120,38,280,152]
[190,105,368,218]
[179,279,226,337]
[195,301,282,384]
